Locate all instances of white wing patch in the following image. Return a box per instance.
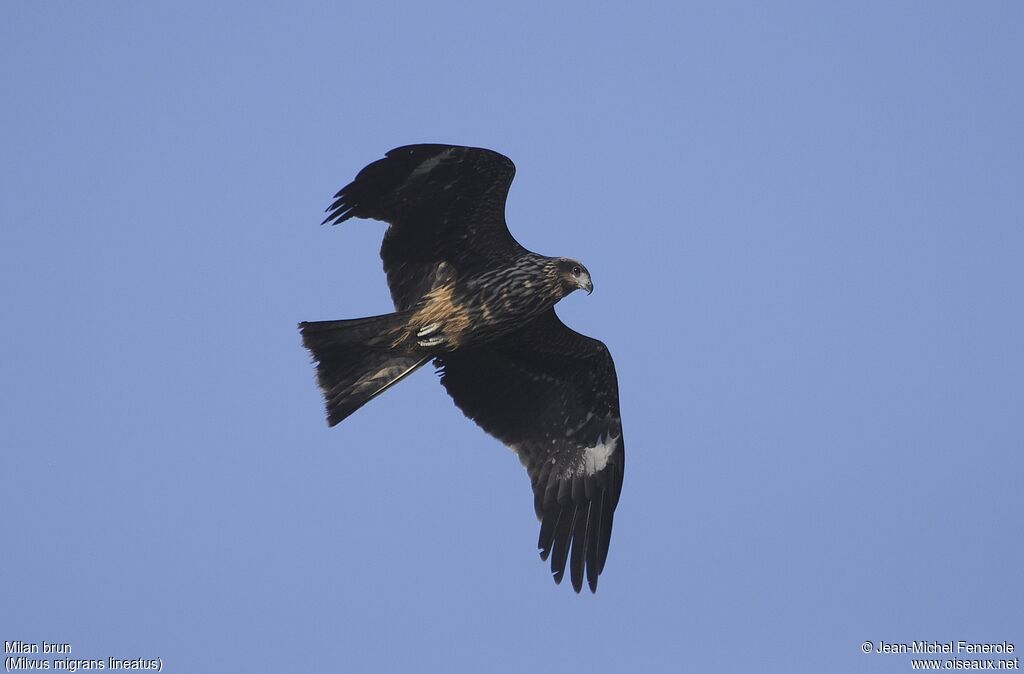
[508,419,620,477]
[583,433,619,475]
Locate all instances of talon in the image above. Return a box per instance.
[417,322,442,337]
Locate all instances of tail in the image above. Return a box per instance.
[299,312,429,426]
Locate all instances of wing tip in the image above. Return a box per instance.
[536,476,618,594]
[321,207,354,226]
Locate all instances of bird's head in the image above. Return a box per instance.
[555,258,594,297]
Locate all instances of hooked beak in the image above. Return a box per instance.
[579,275,593,295]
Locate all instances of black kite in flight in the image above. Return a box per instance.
[300,145,625,593]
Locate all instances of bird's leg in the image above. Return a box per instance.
[415,322,446,348]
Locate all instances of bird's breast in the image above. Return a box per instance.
[400,272,556,351]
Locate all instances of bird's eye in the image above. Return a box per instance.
[572,266,581,277]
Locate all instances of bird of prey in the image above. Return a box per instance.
[299,144,625,593]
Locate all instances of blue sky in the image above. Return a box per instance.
[2,2,1022,672]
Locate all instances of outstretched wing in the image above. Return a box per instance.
[435,309,625,593]
[323,144,522,310]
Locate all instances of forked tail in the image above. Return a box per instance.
[299,313,429,426]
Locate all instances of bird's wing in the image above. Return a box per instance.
[435,309,625,593]
[323,144,522,310]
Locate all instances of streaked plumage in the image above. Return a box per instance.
[300,144,625,593]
